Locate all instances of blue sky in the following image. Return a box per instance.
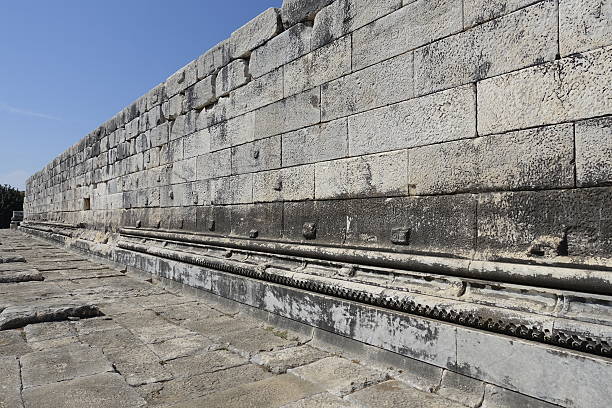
[0,0,281,190]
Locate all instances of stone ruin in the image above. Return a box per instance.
[18,0,612,407]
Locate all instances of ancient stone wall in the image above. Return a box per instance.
[24,0,611,268]
[19,2,612,406]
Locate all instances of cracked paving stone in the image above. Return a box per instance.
[74,317,121,335]
[103,346,173,386]
[101,295,194,316]
[346,380,467,408]
[221,326,303,358]
[0,329,32,357]
[151,302,225,323]
[289,357,388,397]
[147,333,219,361]
[24,321,76,343]
[164,349,248,378]
[0,356,23,408]
[20,343,113,388]
[146,363,273,406]
[78,327,142,350]
[173,373,324,408]
[252,345,329,374]
[22,372,146,408]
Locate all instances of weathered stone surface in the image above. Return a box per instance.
[251,345,328,374]
[478,47,612,135]
[415,0,558,95]
[185,75,216,110]
[183,129,211,159]
[165,349,247,379]
[230,203,284,239]
[0,330,31,356]
[352,0,462,70]
[289,357,387,396]
[409,124,575,195]
[216,59,249,97]
[210,174,253,205]
[575,116,612,187]
[284,35,351,97]
[22,372,146,408]
[348,84,476,156]
[253,165,315,203]
[196,149,232,180]
[225,68,284,120]
[197,39,231,79]
[231,136,282,175]
[280,393,354,407]
[250,23,312,78]
[481,384,560,408]
[560,0,612,56]
[438,370,485,407]
[282,119,348,167]
[103,346,172,386]
[281,0,335,28]
[463,0,540,28]
[0,356,23,408]
[165,60,197,97]
[231,8,281,59]
[314,150,408,199]
[20,343,112,388]
[321,52,413,121]
[0,269,43,283]
[347,380,466,408]
[312,0,402,49]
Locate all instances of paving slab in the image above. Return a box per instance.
[0,329,32,356]
[0,356,23,408]
[164,349,248,378]
[346,380,467,408]
[252,345,329,374]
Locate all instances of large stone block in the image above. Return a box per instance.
[185,76,216,110]
[348,84,476,156]
[463,0,539,28]
[165,60,197,97]
[253,165,315,202]
[170,158,197,185]
[196,149,232,180]
[281,0,335,28]
[230,203,284,239]
[311,0,402,49]
[283,200,349,244]
[252,88,321,140]
[560,0,612,56]
[282,119,348,167]
[231,136,281,175]
[576,116,612,187]
[226,68,284,120]
[315,150,408,199]
[210,174,253,205]
[477,187,612,258]
[216,59,249,98]
[352,0,462,70]
[195,205,231,234]
[284,35,351,97]
[409,124,575,195]
[197,39,231,80]
[209,113,254,151]
[231,8,282,59]
[415,0,558,95]
[478,47,612,135]
[250,23,312,79]
[321,52,414,121]
[183,129,211,159]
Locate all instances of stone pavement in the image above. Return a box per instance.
[0,229,467,408]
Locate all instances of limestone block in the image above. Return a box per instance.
[315,150,408,199]
[165,60,197,97]
[210,174,253,205]
[253,165,315,202]
[169,113,196,141]
[230,203,284,238]
[477,188,612,258]
[160,138,183,165]
[149,123,169,148]
[456,327,612,408]
[196,150,232,181]
[191,180,211,205]
[437,370,485,407]
[481,384,559,408]
[560,0,612,56]
[252,88,321,140]
[250,23,312,78]
[171,158,196,185]
[282,119,348,167]
[216,59,249,97]
[347,380,465,408]
[209,113,254,152]
[185,75,216,110]
[312,0,402,49]
[145,106,163,130]
[226,68,284,120]
[348,84,476,156]
[576,116,612,187]
[415,0,558,95]
[281,0,335,28]
[146,83,165,110]
[321,52,414,121]
[197,39,231,80]
[463,0,539,28]
[166,94,183,120]
[183,129,211,159]
[231,136,281,175]
[352,0,462,70]
[134,132,150,154]
[478,47,612,135]
[409,124,575,195]
[284,35,351,97]
[230,8,281,59]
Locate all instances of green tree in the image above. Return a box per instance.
[0,184,24,228]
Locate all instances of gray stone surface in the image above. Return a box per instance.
[0,330,31,357]
[463,0,540,28]
[281,0,335,28]
[281,393,354,407]
[560,0,612,56]
[438,370,485,407]
[576,116,612,187]
[478,47,612,135]
[0,356,23,408]
[253,165,315,203]
[250,23,312,78]
[347,380,466,407]
[281,119,348,167]
[231,8,281,59]
[216,59,249,97]
[289,357,388,397]
[251,345,328,374]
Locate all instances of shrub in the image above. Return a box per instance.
[0,184,24,229]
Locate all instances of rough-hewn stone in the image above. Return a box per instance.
[559,0,612,56]
[575,116,612,187]
[231,8,282,59]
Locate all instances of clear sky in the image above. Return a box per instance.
[0,0,282,190]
